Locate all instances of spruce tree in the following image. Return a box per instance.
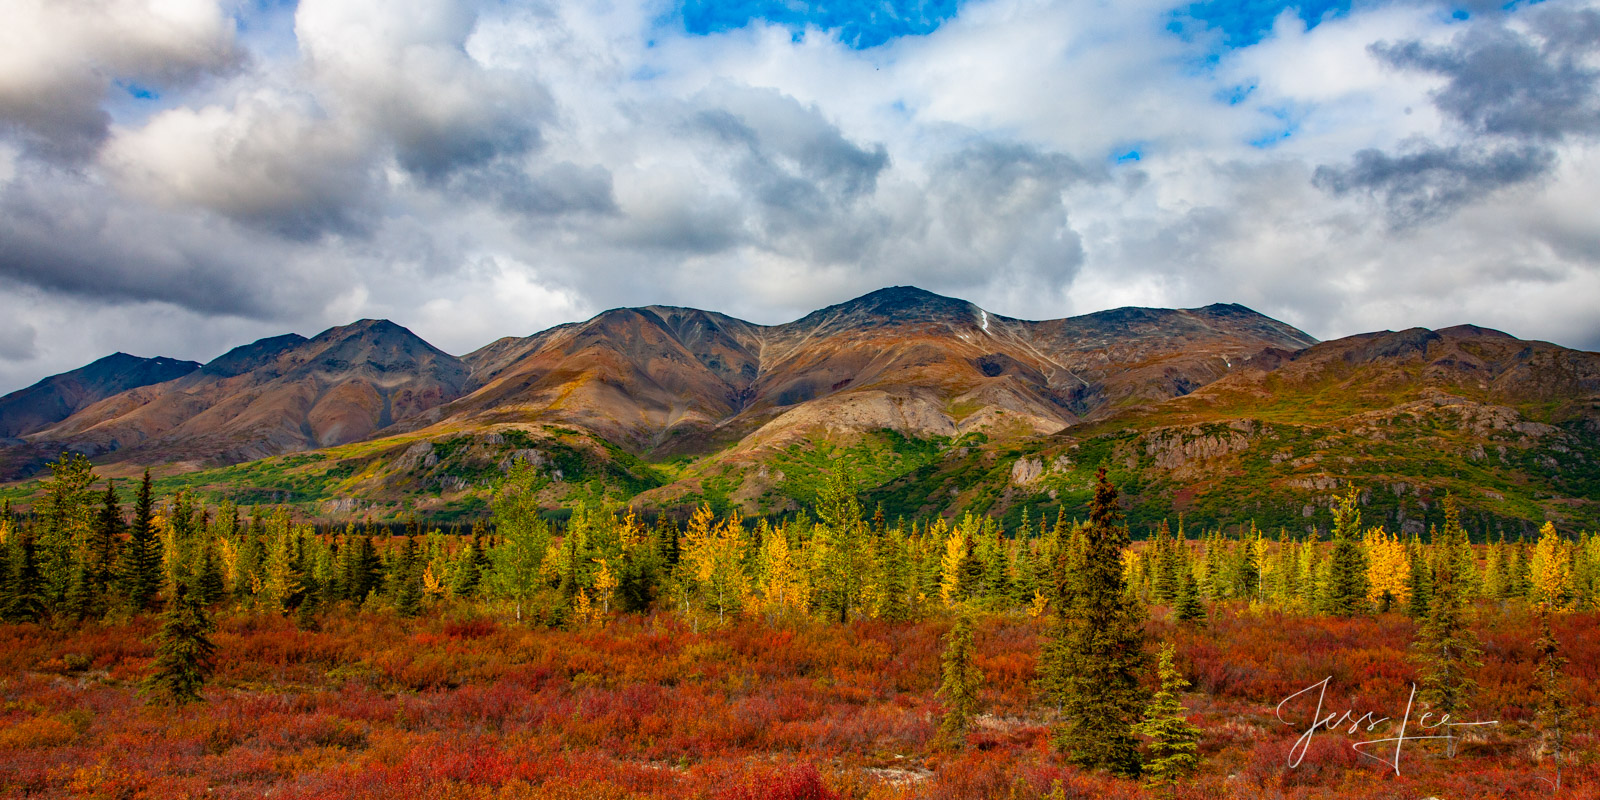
[145,582,215,705]
[2,525,45,623]
[118,470,163,610]
[874,528,914,621]
[1405,534,1432,618]
[393,536,422,616]
[1173,569,1206,626]
[1410,512,1482,735]
[1135,643,1202,787]
[936,610,983,749]
[1323,489,1369,615]
[1048,467,1147,776]
[194,539,226,606]
[1533,609,1569,790]
[1035,520,1085,713]
[451,525,485,598]
[86,481,123,614]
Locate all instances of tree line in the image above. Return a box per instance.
[0,455,1581,785]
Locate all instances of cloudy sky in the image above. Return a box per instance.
[2,0,1598,392]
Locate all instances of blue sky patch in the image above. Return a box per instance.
[119,82,160,101]
[678,0,960,49]
[1248,104,1302,148]
[1218,82,1257,105]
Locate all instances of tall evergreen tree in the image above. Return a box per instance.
[813,472,867,623]
[1,524,45,623]
[1405,534,1432,618]
[1411,506,1482,734]
[118,470,163,611]
[1035,520,1085,713]
[1047,467,1147,776]
[1323,489,1369,616]
[1533,609,1569,790]
[1173,569,1206,626]
[874,528,914,621]
[145,582,215,705]
[85,481,124,615]
[393,536,422,616]
[194,538,226,607]
[936,610,983,749]
[1135,643,1202,787]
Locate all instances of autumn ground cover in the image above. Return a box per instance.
[1,602,1593,800]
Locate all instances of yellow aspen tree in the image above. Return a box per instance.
[1530,522,1572,609]
[1251,534,1271,602]
[759,528,809,614]
[618,509,644,549]
[683,505,749,624]
[422,564,445,597]
[573,588,595,624]
[215,536,239,589]
[940,527,966,606]
[592,558,618,614]
[1364,527,1411,611]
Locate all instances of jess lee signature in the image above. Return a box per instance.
[1276,677,1499,775]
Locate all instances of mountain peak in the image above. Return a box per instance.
[803,286,981,329]
[0,352,201,437]
[314,318,415,342]
[203,333,309,378]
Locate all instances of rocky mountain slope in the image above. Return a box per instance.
[0,353,200,438]
[1,320,468,479]
[3,288,1596,532]
[872,324,1600,534]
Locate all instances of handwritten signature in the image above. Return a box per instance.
[1276,677,1498,775]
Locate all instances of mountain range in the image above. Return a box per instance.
[2,287,1596,534]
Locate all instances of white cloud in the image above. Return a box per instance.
[3,0,1600,396]
[0,0,240,158]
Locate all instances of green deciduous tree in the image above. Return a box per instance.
[812,472,867,623]
[38,453,97,606]
[488,463,553,622]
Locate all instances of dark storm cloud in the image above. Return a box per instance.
[0,171,303,318]
[389,93,548,184]
[1373,8,1600,141]
[1314,6,1600,226]
[0,84,112,163]
[0,319,38,362]
[449,159,619,217]
[693,88,889,235]
[931,141,1104,206]
[1312,143,1555,225]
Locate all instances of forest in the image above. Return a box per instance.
[0,453,1595,799]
